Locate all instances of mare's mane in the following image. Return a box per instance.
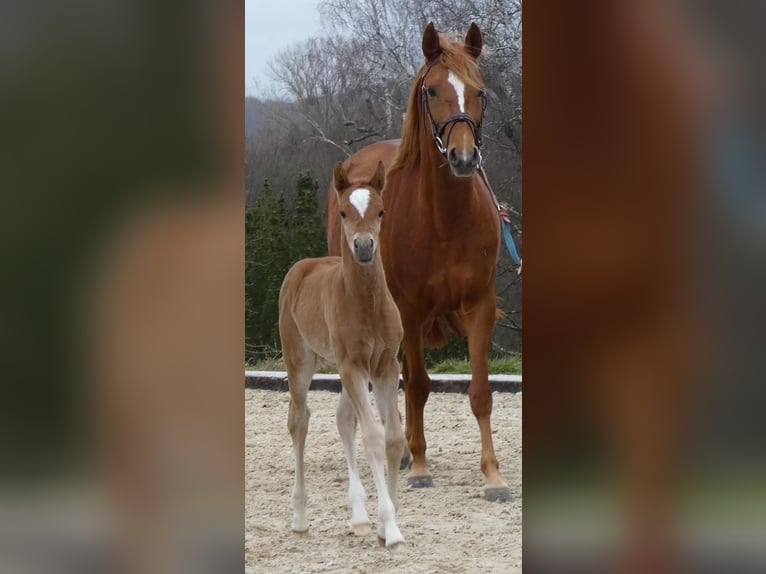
[391,34,484,173]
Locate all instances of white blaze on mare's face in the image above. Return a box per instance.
[447,70,466,113]
[349,188,371,218]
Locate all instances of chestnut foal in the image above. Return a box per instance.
[278,161,406,548]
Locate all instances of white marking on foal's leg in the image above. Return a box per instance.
[447,70,466,113]
[349,188,370,218]
[347,467,370,535]
[337,389,371,534]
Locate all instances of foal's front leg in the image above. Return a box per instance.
[340,365,404,548]
[336,387,371,535]
[372,356,406,512]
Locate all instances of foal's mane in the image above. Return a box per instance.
[391,34,484,172]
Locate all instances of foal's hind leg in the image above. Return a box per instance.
[337,388,371,535]
[340,366,404,548]
[285,344,316,533]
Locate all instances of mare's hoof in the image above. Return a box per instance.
[407,475,434,488]
[399,451,412,470]
[483,486,512,502]
[352,523,371,536]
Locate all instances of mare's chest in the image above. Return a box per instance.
[382,208,499,308]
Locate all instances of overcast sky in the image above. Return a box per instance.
[245,0,323,96]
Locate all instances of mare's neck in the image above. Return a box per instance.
[418,133,477,234]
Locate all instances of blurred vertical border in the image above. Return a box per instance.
[0,1,244,573]
[524,1,766,573]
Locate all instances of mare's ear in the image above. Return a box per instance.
[368,161,386,194]
[422,22,441,62]
[333,162,349,194]
[464,22,483,60]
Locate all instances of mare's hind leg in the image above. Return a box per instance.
[284,342,316,533]
[372,356,406,512]
[340,365,404,548]
[336,387,371,535]
[401,321,433,488]
[463,295,511,502]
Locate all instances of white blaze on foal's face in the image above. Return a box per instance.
[349,188,371,218]
[447,70,466,113]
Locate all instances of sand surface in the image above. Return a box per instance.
[246,388,521,573]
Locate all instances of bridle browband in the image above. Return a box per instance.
[420,62,488,159]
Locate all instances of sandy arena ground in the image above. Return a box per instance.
[245,388,521,573]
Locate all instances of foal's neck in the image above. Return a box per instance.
[340,241,387,303]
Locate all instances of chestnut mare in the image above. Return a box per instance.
[279,161,406,548]
[327,23,510,501]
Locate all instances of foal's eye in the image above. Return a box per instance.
[426,86,437,97]
[378,210,384,218]
[340,211,346,219]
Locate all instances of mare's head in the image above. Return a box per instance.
[333,160,386,265]
[417,22,487,177]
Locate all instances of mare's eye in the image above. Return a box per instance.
[426,86,437,97]
[340,211,347,219]
[378,210,384,218]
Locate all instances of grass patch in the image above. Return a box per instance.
[430,356,521,375]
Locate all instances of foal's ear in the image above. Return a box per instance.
[422,22,441,62]
[368,161,386,194]
[464,22,483,60]
[333,162,349,194]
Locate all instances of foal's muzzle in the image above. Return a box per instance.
[448,146,481,177]
[353,235,375,264]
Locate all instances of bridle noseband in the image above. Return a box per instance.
[420,63,488,158]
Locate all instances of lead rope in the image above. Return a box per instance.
[478,166,522,274]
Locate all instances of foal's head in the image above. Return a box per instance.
[419,22,487,177]
[333,161,386,266]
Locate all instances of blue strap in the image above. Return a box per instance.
[501,216,522,266]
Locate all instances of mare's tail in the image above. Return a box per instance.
[422,303,506,348]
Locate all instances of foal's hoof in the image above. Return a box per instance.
[483,486,512,502]
[407,475,434,488]
[377,533,405,551]
[292,529,309,538]
[352,523,371,536]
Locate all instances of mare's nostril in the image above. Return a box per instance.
[448,148,458,163]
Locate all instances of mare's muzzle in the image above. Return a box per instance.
[448,146,481,177]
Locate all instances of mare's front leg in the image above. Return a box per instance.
[336,387,371,535]
[401,319,433,488]
[463,294,511,501]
